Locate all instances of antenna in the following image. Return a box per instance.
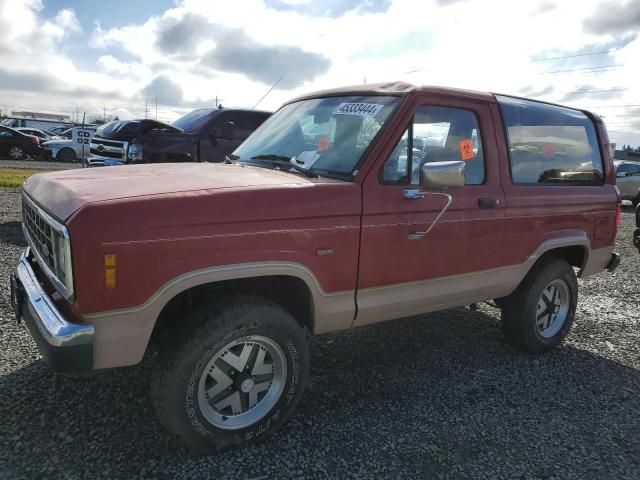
[251,76,284,110]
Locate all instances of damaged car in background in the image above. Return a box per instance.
[87,108,271,166]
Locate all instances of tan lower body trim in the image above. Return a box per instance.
[580,245,614,277]
[84,262,356,369]
[354,236,610,328]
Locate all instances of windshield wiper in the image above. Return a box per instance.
[250,154,317,178]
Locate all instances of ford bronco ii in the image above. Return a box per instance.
[11,82,620,453]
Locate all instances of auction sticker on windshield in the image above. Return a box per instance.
[333,103,385,117]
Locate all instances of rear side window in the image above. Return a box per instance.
[497,96,604,185]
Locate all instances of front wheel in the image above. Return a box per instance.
[8,146,25,160]
[151,297,309,453]
[501,257,578,353]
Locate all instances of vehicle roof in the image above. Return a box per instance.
[286,81,597,116]
[288,81,496,104]
[0,125,28,136]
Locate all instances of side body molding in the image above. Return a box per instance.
[84,262,355,369]
[354,234,595,328]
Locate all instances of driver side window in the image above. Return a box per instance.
[382,105,485,185]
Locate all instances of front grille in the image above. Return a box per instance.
[21,192,73,299]
[90,137,126,159]
[22,196,56,272]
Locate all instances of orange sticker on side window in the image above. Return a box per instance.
[317,136,330,152]
[459,139,475,161]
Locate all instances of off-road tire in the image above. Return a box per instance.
[501,257,578,353]
[151,296,309,454]
[57,148,76,163]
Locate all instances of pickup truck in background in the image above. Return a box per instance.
[12,82,620,453]
[87,108,270,166]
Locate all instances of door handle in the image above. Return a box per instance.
[407,191,453,240]
[478,197,499,208]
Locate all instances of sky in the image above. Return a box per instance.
[1,0,640,146]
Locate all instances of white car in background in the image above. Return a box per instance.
[41,126,96,162]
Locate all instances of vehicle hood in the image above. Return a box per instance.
[22,163,346,221]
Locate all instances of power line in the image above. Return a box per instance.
[563,86,628,96]
[539,64,623,74]
[531,49,618,62]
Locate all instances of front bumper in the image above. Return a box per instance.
[12,249,94,373]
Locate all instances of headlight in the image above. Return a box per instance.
[128,143,140,160]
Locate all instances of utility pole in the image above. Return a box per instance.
[144,98,149,119]
[103,105,106,123]
[155,94,158,120]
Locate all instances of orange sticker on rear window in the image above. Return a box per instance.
[459,139,475,161]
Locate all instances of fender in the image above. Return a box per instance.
[84,262,355,369]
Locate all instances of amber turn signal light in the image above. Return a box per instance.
[104,254,117,290]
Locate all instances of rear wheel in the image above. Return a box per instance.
[57,148,76,163]
[501,257,578,353]
[632,194,640,208]
[151,297,309,453]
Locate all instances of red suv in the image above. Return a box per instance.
[12,82,620,453]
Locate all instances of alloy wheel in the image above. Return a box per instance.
[197,335,287,430]
[535,279,570,338]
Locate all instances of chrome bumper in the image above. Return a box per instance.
[12,248,94,372]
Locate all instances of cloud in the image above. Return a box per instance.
[559,85,627,102]
[264,0,392,17]
[155,12,212,55]
[140,75,184,105]
[531,33,638,69]
[583,0,640,34]
[435,0,467,5]
[532,1,557,15]
[519,85,555,98]
[152,13,331,87]
[0,67,127,101]
[199,28,331,88]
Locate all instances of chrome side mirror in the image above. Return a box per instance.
[420,161,466,189]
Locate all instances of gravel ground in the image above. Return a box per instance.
[0,159,80,170]
[0,191,638,480]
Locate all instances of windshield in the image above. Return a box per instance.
[233,95,400,176]
[173,109,215,132]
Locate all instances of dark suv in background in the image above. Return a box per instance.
[87,108,270,166]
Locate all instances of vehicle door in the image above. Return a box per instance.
[199,112,244,162]
[355,95,506,326]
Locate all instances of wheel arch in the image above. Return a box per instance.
[86,262,355,369]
